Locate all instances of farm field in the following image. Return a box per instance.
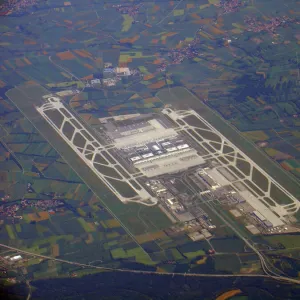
[6,83,171,237]
[0,0,300,292]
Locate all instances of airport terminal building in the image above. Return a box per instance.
[103,115,206,177]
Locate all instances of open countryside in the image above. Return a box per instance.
[1,0,300,299]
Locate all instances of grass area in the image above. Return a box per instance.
[122,15,133,32]
[243,130,268,142]
[5,225,16,239]
[171,248,184,260]
[173,9,184,16]
[236,159,251,176]
[183,250,205,259]
[47,81,85,89]
[208,0,219,4]
[72,268,106,278]
[129,248,155,265]
[77,208,87,217]
[183,115,210,130]
[104,240,118,248]
[138,66,150,74]
[195,256,207,265]
[25,258,42,267]
[110,247,127,259]
[77,217,95,233]
[264,234,300,249]
[31,235,73,248]
[270,183,293,205]
[110,247,154,265]
[24,246,49,255]
[252,167,268,192]
[105,219,121,228]
[195,128,222,143]
[15,224,22,233]
[214,255,241,273]
[106,232,119,239]
[6,84,171,237]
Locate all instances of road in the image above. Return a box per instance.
[179,171,293,281]
[6,86,155,259]
[162,107,299,223]
[1,243,300,284]
[183,88,300,195]
[35,95,157,206]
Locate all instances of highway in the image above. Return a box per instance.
[179,171,291,280]
[4,78,300,285]
[1,243,300,285]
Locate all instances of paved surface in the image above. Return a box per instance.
[36,95,157,206]
[1,243,300,285]
[162,108,300,226]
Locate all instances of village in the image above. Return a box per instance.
[112,3,142,18]
[0,199,64,221]
[0,0,36,15]
[245,15,294,34]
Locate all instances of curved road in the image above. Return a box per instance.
[1,243,300,284]
[180,172,289,279]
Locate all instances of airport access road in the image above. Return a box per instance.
[180,172,285,279]
[1,243,300,285]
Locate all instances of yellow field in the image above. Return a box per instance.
[28,211,49,222]
[106,219,121,228]
[51,244,60,257]
[196,256,207,265]
[243,130,269,141]
[216,289,242,300]
[135,231,167,244]
[85,233,94,244]
[122,15,133,32]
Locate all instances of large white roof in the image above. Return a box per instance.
[114,127,178,148]
[239,190,284,227]
[134,149,205,177]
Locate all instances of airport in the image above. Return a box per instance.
[36,94,300,238]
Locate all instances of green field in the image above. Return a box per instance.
[265,234,300,249]
[121,15,133,32]
[6,84,171,237]
[1,0,300,284]
[5,225,16,239]
[183,250,205,259]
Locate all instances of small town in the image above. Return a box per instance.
[217,0,243,15]
[0,199,64,220]
[167,39,200,65]
[244,15,294,34]
[0,0,36,15]
[112,3,142,18]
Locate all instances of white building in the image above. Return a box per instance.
[91,79,101,85]
[134,148,205,177]
[114,121,178,148]
[239,190,284,227]
[115,67,131,76]
[10,255,22,262]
